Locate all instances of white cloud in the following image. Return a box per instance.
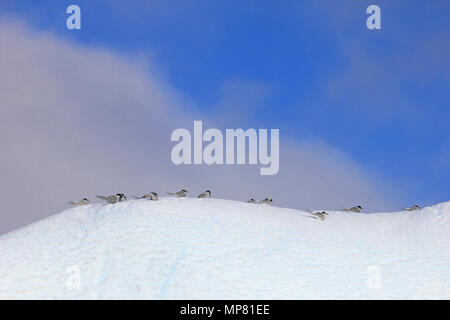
[0,18,396,234]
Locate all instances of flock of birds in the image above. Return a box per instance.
[305,204,421,221]
[69,190,422,222]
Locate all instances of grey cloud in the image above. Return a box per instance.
[0,18,396,235]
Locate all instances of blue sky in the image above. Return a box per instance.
[0,0,449,220]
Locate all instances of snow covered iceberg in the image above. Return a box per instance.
[0,198,449,299]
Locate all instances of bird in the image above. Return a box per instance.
[96,194,121,204]
[167,189,188,197]
[134,192,159,201]
[198,190,211,198]
[247,199,256,203]
[259,197,273,205]
[343,205,362,213]
[69,198,90,206]
[403,205,421,211]
[117,193,127,202]
[307,210,328,221]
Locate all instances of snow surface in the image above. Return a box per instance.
[0,197,449,299]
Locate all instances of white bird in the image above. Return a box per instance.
[69,198,90,206]
[198,190,211,198]
[247,199,256,203]
[96,194,121,204]
[134,192,159,201]
[343,205,362,213]
[307,210,328,221]
[167,189,188,197]
[259,197,273,205]
[404,205,421,211]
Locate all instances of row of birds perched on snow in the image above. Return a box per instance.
[306,204,421,221]
[306,204,421,220]
[69,190,421,221]
[69,189,273,206]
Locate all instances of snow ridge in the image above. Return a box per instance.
[0,198,449,299]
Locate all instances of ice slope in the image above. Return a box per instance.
[0,197,449,299]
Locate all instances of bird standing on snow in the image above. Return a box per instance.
[69,198,90,206]
[167,189,188,197]
[259,198,273,205]
[307,210,328,221]
[134,192,158,201]
[198,190,211,198]
[247,199,256,203]
[96,194,121,204]
[404,205,421,211]
[343,205,362,213]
